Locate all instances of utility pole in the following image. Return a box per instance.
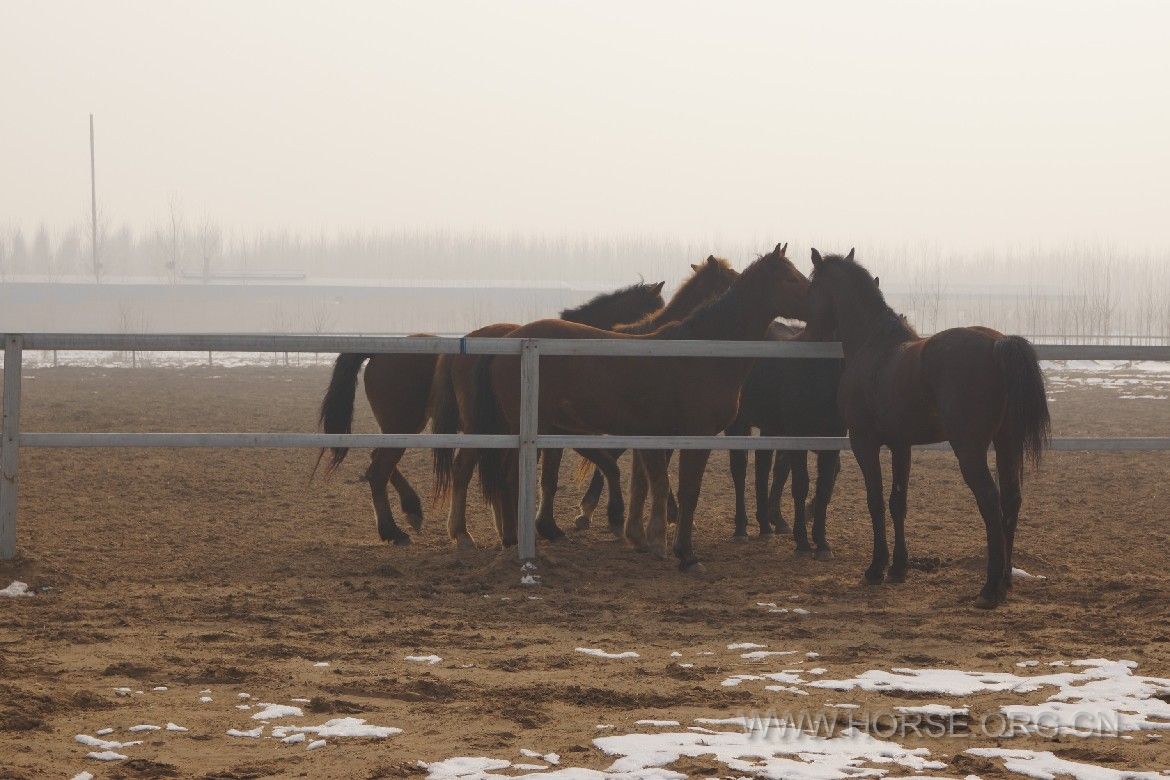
[89,113,99,282]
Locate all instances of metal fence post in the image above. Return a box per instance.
[1,335,23,560]
[517,339,539,561]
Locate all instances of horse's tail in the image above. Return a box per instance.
[430,355,459,505]
[471,354,514,511]
[573,454,596,485]
[313,353,372,480]
[994,336,1050,470]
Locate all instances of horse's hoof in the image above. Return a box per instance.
[814,548,834,562]
[392,534,412,546]
[731,532,749,543]
[973,593,1001,609]
[608,523,625,539]
[406,513,424,532]
[679,560,705,575]
[454,536,476,551]
[862,570,885,586]
[537,524,567,542]
[774,521,791,535]
[757,527,775,539]
[574,515,591,531]
[794,547,814,559]
[648,544,669,560]
[886,569,907,583]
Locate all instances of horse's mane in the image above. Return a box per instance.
[559,281,660,323]
[663,253,772,338]
[814,253,917,340]
[615,256,735,334]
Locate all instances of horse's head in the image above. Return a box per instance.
[561,279,665,329]
[807,247,869,335]
[740,242,810,321]
[685,255,739,302]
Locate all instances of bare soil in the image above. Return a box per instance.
[1,365,1168,778]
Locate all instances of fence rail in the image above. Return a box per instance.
[2,333,1169,562]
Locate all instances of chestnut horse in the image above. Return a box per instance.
[804,249,1049,607]
[473,244,809,570]
[316,280,664,545]
[431,257,736,547]
[726,321,843,559]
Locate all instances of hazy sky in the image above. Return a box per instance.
[3,0,1168,248]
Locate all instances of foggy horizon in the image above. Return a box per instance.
[4,1,1169,251]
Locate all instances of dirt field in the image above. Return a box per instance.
[2,363,1169,779]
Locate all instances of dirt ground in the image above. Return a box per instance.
[2,364,1169,779]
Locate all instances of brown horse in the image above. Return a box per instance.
[432,258,737,547]
[473,243,809,570]
[804,249,1049,608]
[317,281,664,546]
[426,281,667,548]
[560,256,740,535]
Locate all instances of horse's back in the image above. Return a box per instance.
[919,327,1008,443]
[364,333,439,433]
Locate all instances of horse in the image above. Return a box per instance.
[472,243,809,571]
[431,257,737,547]
[315,280,665,546]
[425,280,668,548]
[725,321,843,560]
[564,256,741,534]
[804,249,1049,608]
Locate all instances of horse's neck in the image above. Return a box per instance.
[836,298,910,357]
[677,293,776,341]
[641,282,715,330]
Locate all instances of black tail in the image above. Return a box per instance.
[430,355,459,505]
[471,354,515,512]
[995,336,1050,470]
[313,353,371,479]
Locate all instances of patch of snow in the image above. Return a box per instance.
[669,651,682,657]
[199,696,213,703]
[282,733,306,744]
[227,726,265,738]
[575,647,639,659]
[520,573,541,586]
[128,724,161,732]
[0,581,33,597]
[741,650,797,661]
[86,750,128,761]
[968,748,1170,780]
[677,663,694,668]
[727,642,767,650]
[70,773,94,780]
[112,687,132,696]
[596,724,614,730]
[635,720,681,727]
[313,661,330,667]
[1016,660,1040,668]
[792,607,811,615]
[896,704,970,716]
[75,734,142,751]
[165,722,188,732]
[251,703,304,720]
[270,717,402,740]
[151,686,168,691]
[806,652,820,659]
[1012,567,1046,580]
[405,654,443,665]
[306,738,327,751]
[95,728,113,736]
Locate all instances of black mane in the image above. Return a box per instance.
[559,281,659,323]
[815,254,916,339]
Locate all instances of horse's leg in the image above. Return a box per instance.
[954,441,1007,608]
[574,448,624,536]
[790,451,813,556]
[729,438,751,539]
[535,448,568,541]
[851,434,888,584]
[886,445,912,582]
[575,467,606,531]
[366,449,411,545]
[752,449,773,537]
[638,449,672,559]
[665,450,679,525]
[993,433,1022,591]
[809,450,840,561]
[388,468,424,531]
[673,448,711,573]
[445,448,479,549]
[624,451,649,551]
[768,451,791,534]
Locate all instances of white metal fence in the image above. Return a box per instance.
[2,333,1169,562]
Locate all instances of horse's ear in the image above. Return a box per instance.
[811,248,824,267]
[690,263,701,272]
[845,247,855,262]
[652,281,665,294]
[706,255,719,266]
[775,242,787,257]
[874,276,880,289]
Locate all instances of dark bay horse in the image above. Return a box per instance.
[432,258,736,547]
[427,281,667,547]
[473,244,809,570]
[805,249,1049,607]
[564,256,740,534]
[316,280,664,545]
[726,321,843,559]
